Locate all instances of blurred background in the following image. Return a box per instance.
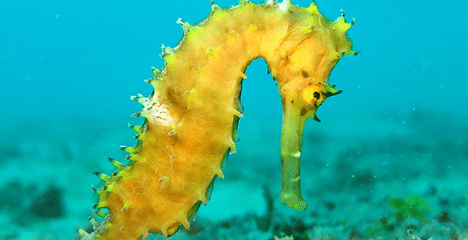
[0,0,467,239]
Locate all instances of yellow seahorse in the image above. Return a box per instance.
[79,0,354,239]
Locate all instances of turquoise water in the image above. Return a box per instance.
[1,0,467,239]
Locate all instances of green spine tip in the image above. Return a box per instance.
[128,122,143,133]
[95,210,107,218]
[151,66,161,77]
[105,183,115,192]
[323,84,343,97]
[91,186,102,195]
[93,172,110,182]
[108,157,125,169]
[313,115,321,122]
[120,145,137,154]
[97,200,108,208]
[77,228,89,237]
[306,1,318,13]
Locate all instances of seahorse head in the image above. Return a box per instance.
[299,83,342,120]
[274,9,353,121]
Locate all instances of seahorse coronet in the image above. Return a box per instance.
[80,0,354,239]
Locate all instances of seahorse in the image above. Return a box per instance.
[78,0,354,239]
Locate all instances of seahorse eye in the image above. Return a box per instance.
[301,85,323,104]
[313,91,320,99]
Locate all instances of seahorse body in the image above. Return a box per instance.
[79,0,354,239]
